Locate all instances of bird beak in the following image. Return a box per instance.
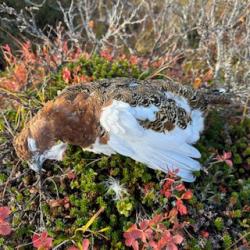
[27,142,67,172]
[28,155,44,172]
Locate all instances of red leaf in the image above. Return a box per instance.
[131,241,139,250]
[32,231,53,250]
[167,242,178,250]
[169,208,178,218]
[0,221,12,236]
[124,224,143,247]
[225,159,233,168]
[100,50,113,61]
[181,190,193,200]
[67,247,78,250]
[62,41,69,54]
[165,178,175,186]
[0,207,11,220]
[129,55,139,65]
[67,239,89,250]
[157,230,171,249]
[173,234,184,244]
[148,240,157,249]
[176,200,187,215]
[0,207,12,236]
[139,220,149,230]
[175,184,185,191]
[149,214,164,226]
[200,230,209,238]
[2,44,11,53]
[163,190,172,198]
[144,228,153,241]
[216,151,233,167]
[82,239,90,250]
[62,67,71,83]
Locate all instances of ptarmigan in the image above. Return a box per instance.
[13,78,229,182]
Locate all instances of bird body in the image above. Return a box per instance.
[13,78,229,182]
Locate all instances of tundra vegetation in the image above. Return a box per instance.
[0,1,249,249]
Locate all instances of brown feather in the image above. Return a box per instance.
[14,91,103,161]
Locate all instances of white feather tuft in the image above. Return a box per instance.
[104,177,128,200]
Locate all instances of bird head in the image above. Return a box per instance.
[13,126,67,172]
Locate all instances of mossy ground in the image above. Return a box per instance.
[0,55,249,249]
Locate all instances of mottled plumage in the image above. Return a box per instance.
[13,78,229,181]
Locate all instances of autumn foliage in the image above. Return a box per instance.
[0,39,84,92]
[0,207,11,236]
[123,173,194,250]
[124,214,184,250]
[160,173,193,216]
[68,239,90,250]
[32,231,53,250]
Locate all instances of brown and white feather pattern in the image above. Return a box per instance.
[13,78,229,182]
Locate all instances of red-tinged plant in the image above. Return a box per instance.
[151,58,164,68]
[124,224,143,250]
[66,170,77,180]
[0,206,12,236]
[152,230,183,250]
[2,44,16,66]
[175,184,185,191]
[143,182,155,194]
[13,64,27,87]
[62,67,71,83]
[32,231,53,250]
[200,230,209,238]
[216,151,233,167]
[68,239,90,250]
[47,196,70,209]
[21,41,36,63]
[100,49,113,61]
[141,58,150,69]
[175,199,187,215]
[181,190,193,200]
[160,173,193,216]
[160,177,175,198]
[124,213,184,250]
[119,54,127,60]
[0,33,92,91]
[129,55,139,65]
[169,207,178,219]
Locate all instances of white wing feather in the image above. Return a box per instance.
[99,100,204,182]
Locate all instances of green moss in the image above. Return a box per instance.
[116,198,134,217]
[243,147,250,157]
[214,217,224,231]
[223,234,232,249]
[234,154,243,164]
[0,173,7,184]
[231,209,242,218]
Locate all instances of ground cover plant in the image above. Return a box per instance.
[0,1,249,249]
[0,47,249,249]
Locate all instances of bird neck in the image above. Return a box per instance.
[50,93,103,148]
